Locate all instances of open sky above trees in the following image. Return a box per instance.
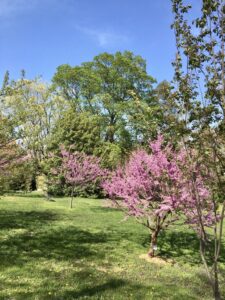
[0,0,200,82]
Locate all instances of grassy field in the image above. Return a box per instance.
[0,193,224,300]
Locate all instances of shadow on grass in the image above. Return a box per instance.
[140,229,225,266]
[0,275,203,300]
[63,278,127,299]
[0,280,128,300]
[0,278,146,300]
[89,205,225,266]
[0,225,108,267]
[0,210,58,229]
[0,207,222,299]
[158,230,201,264]
[91,206,121,213]
[1,207,224,270]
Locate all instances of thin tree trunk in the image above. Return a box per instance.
[212,198,221,300]
[213,261,221,300]
[199,234,221,300]
[148,228,160,257]
[70,186,74,209]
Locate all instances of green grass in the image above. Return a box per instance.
[0,193,224,300]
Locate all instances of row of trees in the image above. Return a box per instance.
[50,131,224,300]
[0,51,171,195]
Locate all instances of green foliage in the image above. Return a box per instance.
[0,114,34,193]
[171,2,225,298]
[0,161,34,194]
[49,109,102,155]
[53,51,160,148]
[94,142,123,169]
[0,78,67,169]
[170,0,225,194]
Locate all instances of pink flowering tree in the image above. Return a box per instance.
[60,148,106,208]
[0,142,29,172]
[177,148,223,300]
[177,152,216,233]
[103,135,215,257]
[0,141,31,193]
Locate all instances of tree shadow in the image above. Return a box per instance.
[145,230,225,266]
[63,278,128,299]
[91,206,122,213]
[0,210,58,229]
[0,207,222,299]
[0,208,109,269]
[0,274,205,300]
[91,206,225,266]
[157,230,201,264]
[0,224,109,268]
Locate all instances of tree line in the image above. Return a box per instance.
[0,51,172,195]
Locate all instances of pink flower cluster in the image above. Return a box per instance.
[103,135,215,230]
[61,147,106,187]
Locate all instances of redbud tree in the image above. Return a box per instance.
[60,148,106,208]
[0,141,31,193]
[103,135,215,257]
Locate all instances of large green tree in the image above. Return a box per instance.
[1,77,67,170]
[53,51,159,148]
[49,108,124,170]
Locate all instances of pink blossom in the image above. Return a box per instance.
[60,147,107,189]
[103,134,216,234]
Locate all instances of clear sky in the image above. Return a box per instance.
[0,0,200,85]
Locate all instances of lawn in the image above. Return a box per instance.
[0,193,224,300]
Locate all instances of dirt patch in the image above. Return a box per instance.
[139,254,174,266]
[112,266,123,273]
[101,199,119,209]
[96,266,108,273]
[95,266,123,273]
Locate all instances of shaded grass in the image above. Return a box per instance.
[0,193,224,299]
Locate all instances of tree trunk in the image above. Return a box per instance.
[70,187,74,209]
[199,236,221,300]
[148,228,160,257]
[213,262,221,300]
[105,114,116,143]
[70,196,73,209]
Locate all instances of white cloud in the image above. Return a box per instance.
[0,0,38,18]
[76,26,130,47]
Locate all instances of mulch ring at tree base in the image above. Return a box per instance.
[139,254,175,266]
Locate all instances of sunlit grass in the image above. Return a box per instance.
[0,192,224,299]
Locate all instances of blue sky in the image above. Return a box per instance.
[0,0,200,85]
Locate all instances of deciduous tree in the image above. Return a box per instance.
[60,148,106,208]
[171,1,225,298]
[103,135,214,257]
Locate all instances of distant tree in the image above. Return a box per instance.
[1,71,10,91]
[52,64,100,110]
[155,80,183,141]
[49,108,124,170]
[0,116,31,193]
[0,78,67,170]
[49,109,102,155]
[59,148,106,208]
